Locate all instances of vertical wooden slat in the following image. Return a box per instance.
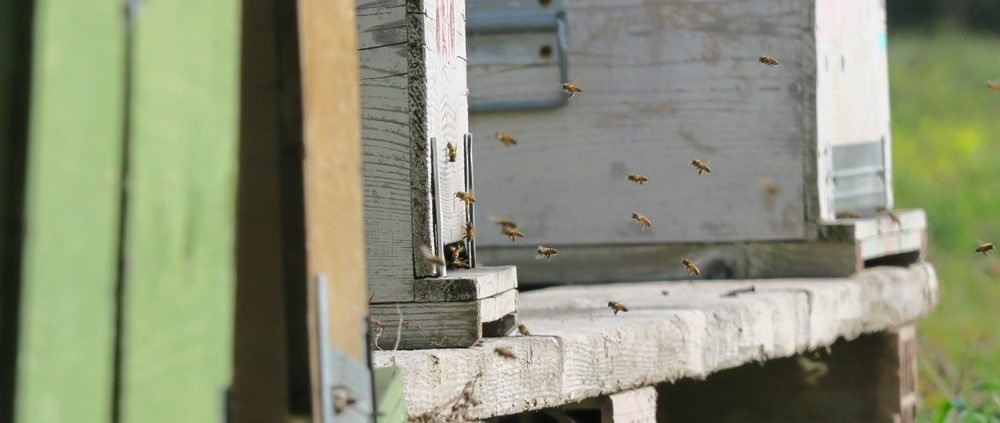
[297,0,367,419]
[119,0,241,421]
[13,0,124,421]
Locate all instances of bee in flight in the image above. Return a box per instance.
[446,142,457,162]
[463,222,474,242]
[455,191,475,205]
[631,212,652,230]
[494,346,517,359]
[502,226,525,242]
[681,258,700,276]
[607,301,629,315]
[875,206,901,226]
[536,246,559,261]
[419,245,446,267]
[489,215,518,229]
[759,55,780,66]
[517,323,531,336]
[975,241,995,256]
[495,132,517,147]
[562,82,582,99]
[987,80,1000,92]
[627,173,649,185]
[691,159,711,175]
[835,210,861,219]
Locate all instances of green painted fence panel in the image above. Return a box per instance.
[14,0,124,421]
[119,0,240,420]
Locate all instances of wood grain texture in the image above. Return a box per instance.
[120,0,239,420]
[370,288,517,349]
[373,263,938,419]
[605,387,658,423]
[414,265,517,302]
[13,0,124,421]
[469,0,814,246]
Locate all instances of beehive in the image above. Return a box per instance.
[467,0,923,283]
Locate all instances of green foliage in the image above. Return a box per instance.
[888,30,1000,419]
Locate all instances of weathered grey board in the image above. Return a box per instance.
[414,265,517,302]
[815,0,892,219]
[373,263,938,419]
[369,288,517,349]
[469,0,814,246]
[357,0,471,302]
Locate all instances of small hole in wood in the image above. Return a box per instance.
[539,0,551,6]
[539,45,553,59]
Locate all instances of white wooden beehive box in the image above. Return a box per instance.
[467,0,925,284]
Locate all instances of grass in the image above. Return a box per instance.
[888,29,1000,414]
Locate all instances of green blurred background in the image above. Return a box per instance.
[887,0,1000,415]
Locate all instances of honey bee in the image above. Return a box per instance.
[875,206,901,226]
[517,323,531,336]
[451,258,471,269]
[975,241,994,256]
[455,191,475,205]
[536,246,559,261]
[420,245,446,267]
[631,212,652,230]
[489,215,518,229]
[446,142,457,162]
[502,226,525,242]
[691,159,711,175]
[796,355,829,386]
[681,258,700,276]
[494,346,517,359]
[627,173,649,185]
[835,210,861,219]
[759,55,780,66]
[607,301,628,315]
[561,82,582,98]
[987,80,1000,92]
[463,222,474,241]
[448,244,471,269]
[495,132,517,147]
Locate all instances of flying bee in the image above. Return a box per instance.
[835,210,861,219]
[517,323,531,336]
[561,82,582,98]
[607,301,629,315]
[494,346,517,359]
[631,212,652,230]
[489,215,518,229]
[536,246,559,261]
[681,258,700,276]
[875,206,901,226]
[502,226,525,242]
[463,222,474,242]
[987,80,1000,92]
[691,159,711,175]
[759,55,780,66]
[627,173,649,185]
[455,191,475,205]
[495,132,517,147]
[975,241,994,256]
[420,245,446,267]
[446,142,457,162]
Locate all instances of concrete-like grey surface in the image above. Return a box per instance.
[373,263,937,419]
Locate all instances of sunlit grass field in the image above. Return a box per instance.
[888,30,1000,409]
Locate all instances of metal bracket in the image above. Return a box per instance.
[315,274,374,423]
[467,10,571,112]
[464,133,477,267]
[430,138,446,277]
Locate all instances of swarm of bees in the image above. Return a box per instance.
[607,301,628,315]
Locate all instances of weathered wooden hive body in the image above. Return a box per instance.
[467,0,924,284]
[358,0,518,349]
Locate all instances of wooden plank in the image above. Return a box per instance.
[119,0,240,421]
[12,0,124,421]
[469,0,814,246]
[603,387,657,423]
[373,263,938,419]
[413,265,517,302]
[370,289,517,349]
